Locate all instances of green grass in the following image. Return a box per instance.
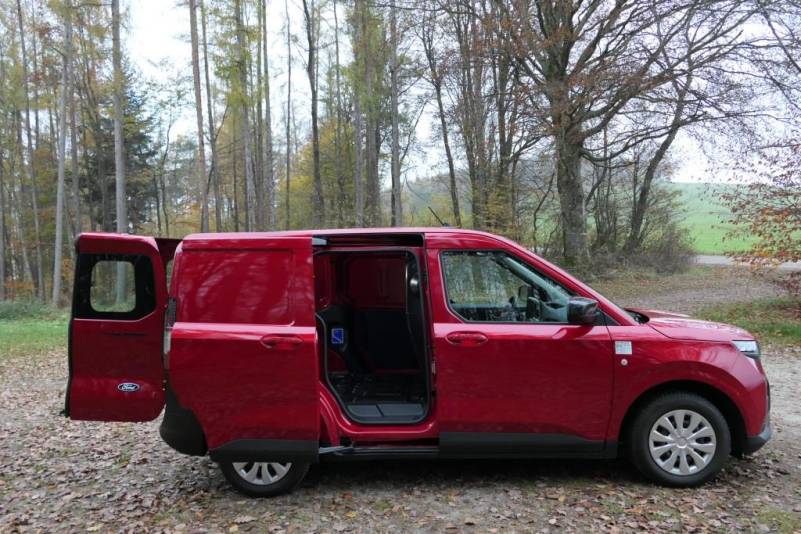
[667,182,754,254]
[0,299,68,357]
[0,318,68,357]
[697,298,801,346]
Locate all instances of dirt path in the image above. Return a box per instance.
[696,255,801,272]
[1,267,800,533]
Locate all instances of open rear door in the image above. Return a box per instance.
[66,233,175,422]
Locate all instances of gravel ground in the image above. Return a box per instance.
[1,268,800,533]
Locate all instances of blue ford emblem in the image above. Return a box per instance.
[117,382,140,392]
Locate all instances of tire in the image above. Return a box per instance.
[628,392,731,487]
[219,460,310,498]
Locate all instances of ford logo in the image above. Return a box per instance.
[117,382,140,392]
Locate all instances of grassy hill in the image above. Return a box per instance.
[666,182,751,254]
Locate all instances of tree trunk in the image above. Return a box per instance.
[189,0,209,232]
[234,0,254,231]
[10,114,31,286]
[0,147,6,300]
[555,134,590,268]
[284,0,292,230]
[303,0,324,227]
[363,5,380,226]
[352,0,364,227]
[200,0,222,231]
[16,0,45,300]
[261,0,275,229]
[232,126,240,231]
[435,81,460,227]
[112,0,127,302]
[253,0,266,231]
[389,0,402,226]
[332,0,345,226]
[70,59,80,236]
[52,0,73,305]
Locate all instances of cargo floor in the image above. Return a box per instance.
[329,373,426,422]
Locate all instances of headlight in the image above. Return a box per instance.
[733,340,760,359]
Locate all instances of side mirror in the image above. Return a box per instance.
[567,297,599,325]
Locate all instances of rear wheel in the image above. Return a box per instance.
[219,460,310,497]
[628,392,731,487]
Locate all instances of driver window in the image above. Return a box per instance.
[441,250,571,323]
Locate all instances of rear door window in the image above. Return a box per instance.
[74,254,156,320]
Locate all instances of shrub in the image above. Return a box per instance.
[634,222,696,274]
[0,299,66,321]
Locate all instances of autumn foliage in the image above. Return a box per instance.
[724,135,801,297]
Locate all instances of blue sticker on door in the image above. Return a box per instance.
[331,327,345,346]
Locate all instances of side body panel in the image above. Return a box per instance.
[167,236,319,456]
[606,325,770,439]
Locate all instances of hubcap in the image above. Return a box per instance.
[648,409,717,476]
[232,462,292,485]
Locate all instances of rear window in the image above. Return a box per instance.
[173,250,295,325]
[73,254,156,320]
[90,260,136,312]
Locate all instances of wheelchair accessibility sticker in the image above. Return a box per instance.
[331,327,345,346]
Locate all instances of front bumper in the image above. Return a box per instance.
[742,416,772,455]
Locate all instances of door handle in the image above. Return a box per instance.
[261,335,303,350]
[445,332,488,346]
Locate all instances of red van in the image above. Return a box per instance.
[64,228,770,496]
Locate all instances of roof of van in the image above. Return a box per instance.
[180,227,500,240]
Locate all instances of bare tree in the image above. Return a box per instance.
[112,0,127,301]
[419,11,461,226]
[491,0,756,267]
[234,0,254,231]
[284,0,292,230]
[303,0,325,226]
[0,137,5,300]
[15,0,45,299]
[52,0,74,304]
[200,0,222,231]
[70,55,80,237]
[261,0,275,229]
[189,0,209,232]
[333,0,346,226]
[389,0,402,226]
[352,0,365,226]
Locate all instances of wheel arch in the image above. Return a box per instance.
[617,380,747,456]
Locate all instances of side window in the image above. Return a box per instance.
[73,254,156,320]
[441,251,572,323]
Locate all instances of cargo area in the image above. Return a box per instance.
[314,248,430,424]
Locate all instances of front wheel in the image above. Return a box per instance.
[628,392,731,487]
[219,460,310,497]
